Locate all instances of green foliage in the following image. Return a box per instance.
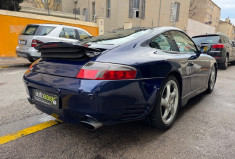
[0,0,23,11]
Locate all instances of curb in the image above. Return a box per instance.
[0,64,30,69]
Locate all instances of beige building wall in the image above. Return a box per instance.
[189,0,221,28]
[61,0,76,13]
[21,0,77,13]
[217,18,235,40]
[76,0,191,32]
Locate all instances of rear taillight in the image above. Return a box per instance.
[76,62,137,80]
[31,39,44,47]
[212,44,224,49]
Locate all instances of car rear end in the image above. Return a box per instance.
[23,42,158,128]
[16,24,56,62]
[192,34,227,65]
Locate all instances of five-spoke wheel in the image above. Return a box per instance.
[147,76,180,130]
[206,66,217,93]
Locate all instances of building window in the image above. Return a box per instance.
[83,8,88,21]
[129,0,145,19]
[107,0,111,18]
[170,2,180,22]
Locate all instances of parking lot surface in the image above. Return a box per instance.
[0,65,235,159]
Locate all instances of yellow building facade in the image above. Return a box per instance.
[217,18,235,40]
[189,0,221,29]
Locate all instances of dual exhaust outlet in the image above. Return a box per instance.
[80,115,103,130]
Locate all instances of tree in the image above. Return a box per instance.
[0,0,23,11]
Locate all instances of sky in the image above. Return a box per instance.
[213,0,235,24]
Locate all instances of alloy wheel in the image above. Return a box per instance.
[210,67,216,90]
[225,56,228,68]
[160,80,179,125]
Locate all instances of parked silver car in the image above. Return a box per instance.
[16,24,92,62]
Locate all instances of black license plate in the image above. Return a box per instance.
[32,89,59,108]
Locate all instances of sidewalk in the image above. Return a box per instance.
[0,57,31,68]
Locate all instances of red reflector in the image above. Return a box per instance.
[83,44,90,47]
[31,39,44,47]
[41,44,58,48]
[101,70,136,80]
[212,44,224,49]
[76,69,137,80]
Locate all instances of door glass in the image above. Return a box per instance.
[77,30,90,40]
[149,34,178,52]
[36,26,55,36]
[59,28,76,39]
[171,31,197,53]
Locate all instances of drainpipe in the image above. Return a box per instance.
[88,0,90,21]
[158,0,162,27]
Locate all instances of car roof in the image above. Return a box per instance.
[192,33,228,38]
[27,24,85,30]
[81,27,183,48]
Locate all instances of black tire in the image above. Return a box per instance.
[28,58,35,63]
[206,66,217,93]
[219,55,229,70]
[147,75,180,130]
[231,61,235,65]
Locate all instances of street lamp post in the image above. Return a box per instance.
[158,0,162,27]
[46,0,50,15]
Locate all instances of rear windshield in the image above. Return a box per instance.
[21,25,55,36]
[81,29,152,45]
[192,35,221,45]
[21,25,39,35]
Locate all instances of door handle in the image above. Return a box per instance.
[187,62,194,66]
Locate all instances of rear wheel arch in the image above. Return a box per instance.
[166,71,182,98]
[227,52,229,57]
[147,74,181,130]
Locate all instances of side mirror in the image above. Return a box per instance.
[200,46,211,53]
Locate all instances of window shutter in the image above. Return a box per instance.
[129,0,134,18]
[170,1,176,22]
[141,0,146,19]
[175,3,180,22]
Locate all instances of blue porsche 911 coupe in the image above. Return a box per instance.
[23,27,217,130]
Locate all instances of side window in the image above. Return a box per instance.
[220,35,226,43]
[36,26,55,36]
[149,33,179,52]
[171,31,197,53]
[232,41,235,47]
[59,28,76,40]
[77,30,90,40]
[226,37,232,45]
[223,36,228,43]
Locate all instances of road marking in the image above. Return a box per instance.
[0,66,9,68]
[0,120,58,145]
[0,114,56,137]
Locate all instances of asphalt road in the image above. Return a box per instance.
[0,65,235,159]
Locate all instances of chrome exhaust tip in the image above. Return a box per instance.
[80,115,103,130]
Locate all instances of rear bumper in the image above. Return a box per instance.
[206,51,225,64]
[16,46,41,60]
[24,72,163,125]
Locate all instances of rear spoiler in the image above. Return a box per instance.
[35,42,102,59]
